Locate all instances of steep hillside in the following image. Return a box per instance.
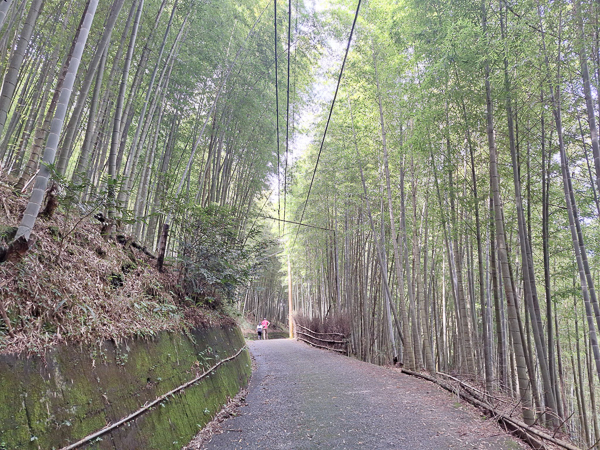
[0,179,233,355]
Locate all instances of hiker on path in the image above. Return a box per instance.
[261,318,270,339]
[257,323,263,340]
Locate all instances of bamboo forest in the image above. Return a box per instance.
[1,0,600,447]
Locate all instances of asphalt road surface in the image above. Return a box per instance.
[203,339,520,450]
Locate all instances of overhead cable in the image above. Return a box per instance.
[274,0,281,236]
[292,0,362,247]
[283,0,292,236]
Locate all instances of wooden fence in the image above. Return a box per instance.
[295,323,348,355]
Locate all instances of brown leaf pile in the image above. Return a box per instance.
[0,179,228,355]
[183,388,249,449]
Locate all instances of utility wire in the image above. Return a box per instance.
[274,0,281,236]
[292,0,362,247]
[261,215,334,232]
[283,0,292,236]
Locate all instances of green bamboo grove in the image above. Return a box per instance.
[0,0,317,256]
[1,0,600,445]
[276,0,600,445]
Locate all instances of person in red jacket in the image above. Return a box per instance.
[261,318,270,339]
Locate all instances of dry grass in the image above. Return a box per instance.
[0,179,231,355]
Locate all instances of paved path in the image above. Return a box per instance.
[203,339,520,450]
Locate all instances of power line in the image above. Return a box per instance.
[261,215,333,232]
[274,0,281,236]
[283,0,292,236]
[292,0,362,247]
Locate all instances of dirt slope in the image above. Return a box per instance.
[0,181,230,355]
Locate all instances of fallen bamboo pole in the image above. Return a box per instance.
[295,323,346,337]
[297,336,347,353]
[296,329,346,345]
[401,369,580,450]
[60,345,247,450]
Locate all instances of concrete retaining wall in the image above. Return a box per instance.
[0,326,251,449]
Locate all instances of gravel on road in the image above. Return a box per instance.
[200,339,521,450]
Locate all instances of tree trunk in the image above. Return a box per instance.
[483,31,534,423]
[0,0,14,31]
[7,48,52,180]
[500,5,557,421]
[157,222,169,272]
[401,163,423,370]
[146,112,178,249]
[0,0,43,139]
[107,0,143,221]
[55,0,125,176]
[447,141,475,377]
[490,196,507,391]
[574,0,600,200]
[535,0,600,382]
[156,6,270,269]
[113,0,169,175]
[373,47,413,369]
[15,0,99,242]
[460,95,492,392]
[71,42,108,190]
[133,63,173,238]
[540,89,562,417]
[349,97,402,364]
[117,0,178,209]
[409,160,434,372]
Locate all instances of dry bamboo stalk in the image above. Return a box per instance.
[20,168,39,193]
[402,369,580,450]
[295,323,346,337]
[296,330,346,345]
[297,336,347,353]
[59,345,247,450]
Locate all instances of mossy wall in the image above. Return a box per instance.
[0,326,251,449]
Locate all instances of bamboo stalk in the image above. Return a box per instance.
[402,369,580,450]
[297,336,347,353]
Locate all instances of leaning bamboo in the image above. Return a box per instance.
[402,369,580,450]
[15,0,99,242]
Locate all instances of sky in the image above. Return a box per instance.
[268,0,349,207]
